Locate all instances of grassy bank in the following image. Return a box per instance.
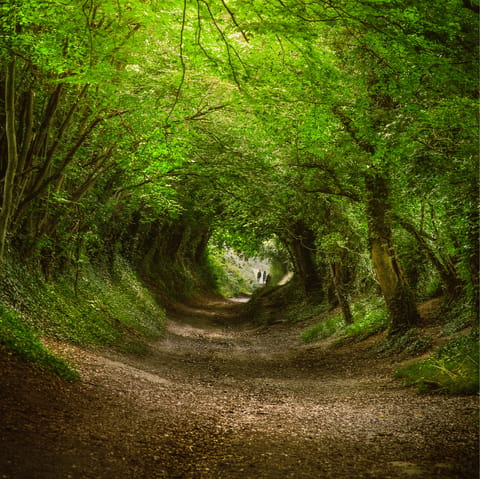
[0,255,166,379]
[395,332,479,395]
[300,295,388,344]
[300,293,478,395]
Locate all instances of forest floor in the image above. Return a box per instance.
[0,296,478,479]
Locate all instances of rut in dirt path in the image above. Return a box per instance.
[1,297,479,479]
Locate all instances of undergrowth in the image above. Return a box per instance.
[440,299,475,335]
[0,254,166,377]
[301,313,344,342]
[378,328,433,356]
[301,296,388,343]
[0,305,79,381]
[395,332,479,395]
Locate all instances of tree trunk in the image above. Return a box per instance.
[287,222,323,299]
[329,262,353,324]
[365,171,420,335]
[0,58,19,269]
[334,99,420,334]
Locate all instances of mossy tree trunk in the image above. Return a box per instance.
[334,104,420,335]
[365,171,420,335]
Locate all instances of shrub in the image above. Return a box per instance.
[395,333,479,395]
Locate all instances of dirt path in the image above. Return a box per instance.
[0,297,478,478]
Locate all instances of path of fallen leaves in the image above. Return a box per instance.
[0,297,478,478]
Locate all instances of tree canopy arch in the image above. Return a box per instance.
[1,0,478,332]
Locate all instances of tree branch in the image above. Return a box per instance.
[220,0,249,42]
[183,104,228,121]
[166,0,187,125]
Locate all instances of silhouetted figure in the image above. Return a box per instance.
[263,271,267,283]
[266,273,271,286]
[257,271,262,283]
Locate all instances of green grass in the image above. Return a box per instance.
[301,296,388,344]
[301,313,344,342]
[395,333,479,395]
[0,305,79,381]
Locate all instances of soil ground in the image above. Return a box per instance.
[0,297,478,478]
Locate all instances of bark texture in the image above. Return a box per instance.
[365,171,419,334]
